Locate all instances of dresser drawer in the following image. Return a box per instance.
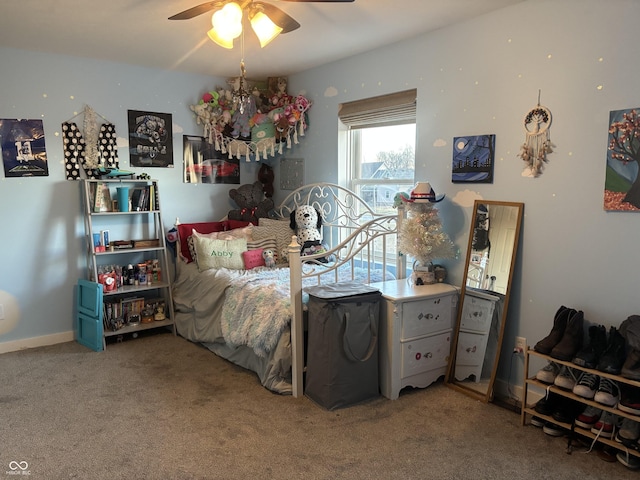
[401,331,451,378]
[459,295,495,333]
[401,296,451,339]
[455,331,489,366]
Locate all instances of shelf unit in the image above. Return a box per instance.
[521,347,640,457]
[79,178,175,350]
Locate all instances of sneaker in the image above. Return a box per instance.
[543,421,566,437]
[591,411,617,438]
[534,392,561,416]
[617,451,640,470]
[536,362,560,384]
[551,397,582,424]
[594,377,621,407]
[530,416,545,427]
[616,418,640,446]
[619,385,640,415]
[554,365,578,390]
[573,372,599,399]
[575,405,602,429]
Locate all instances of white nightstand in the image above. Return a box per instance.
[369,279,459,400]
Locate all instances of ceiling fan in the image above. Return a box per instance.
[169,0,354,48]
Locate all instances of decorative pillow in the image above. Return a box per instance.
[192,232,247,271]
[226,219,253,230]
[242,248,265,269]
[177,221,226,263]
[246,237,277,252]
[217,224,253,241]
[254,218,295,264]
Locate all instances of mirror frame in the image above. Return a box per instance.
[446,200,524,402]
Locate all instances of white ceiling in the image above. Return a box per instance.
[0,0,524,79]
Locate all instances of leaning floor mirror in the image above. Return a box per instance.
[446,200,524,402]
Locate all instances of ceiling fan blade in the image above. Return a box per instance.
[168,1,226,20]
[257,3,301,33]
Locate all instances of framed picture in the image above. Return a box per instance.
[452,134,495,183]
[0,119,49,177]
[604,107,640,211]
[183,135,239,184]
[127,110,173,168]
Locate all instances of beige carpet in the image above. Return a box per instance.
[0,331,636,479]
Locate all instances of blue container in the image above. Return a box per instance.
[116,186,129,212]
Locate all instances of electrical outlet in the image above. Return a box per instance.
[515,336,526,353]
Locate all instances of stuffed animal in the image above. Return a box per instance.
[228,181,274,224]
[262,249,277,268]
[231,95,257,139]
[289,205,322,244]
[258,163,275,198]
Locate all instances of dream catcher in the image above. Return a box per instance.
[518,93,554,177]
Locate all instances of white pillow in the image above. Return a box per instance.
[192,231,247,271]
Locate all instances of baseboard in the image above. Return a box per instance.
[0,331,74,354]
[493,378,544,411]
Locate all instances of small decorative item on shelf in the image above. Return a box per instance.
[398,182,455,286]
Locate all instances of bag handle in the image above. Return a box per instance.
[342,307,378,362]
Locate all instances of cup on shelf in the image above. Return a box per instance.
[116,186,129,212]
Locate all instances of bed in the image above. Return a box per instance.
[172,183,405,397]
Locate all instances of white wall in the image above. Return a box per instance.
[290,0,640,390]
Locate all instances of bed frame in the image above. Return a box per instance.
[277,183,406,397]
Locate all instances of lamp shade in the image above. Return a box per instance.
[250,11,283,48]
[207,28,234,49]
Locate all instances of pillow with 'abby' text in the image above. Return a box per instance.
[192,231,246,271]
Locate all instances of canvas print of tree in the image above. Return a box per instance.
[452,134,495,183]
[604,107,640,211]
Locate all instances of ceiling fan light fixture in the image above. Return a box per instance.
[249,10,283,48]
[207,28,235,49]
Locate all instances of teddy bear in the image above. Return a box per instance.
[228,181,274,225]
[262,249,277,268]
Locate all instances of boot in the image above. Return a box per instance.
[621,349,640,380]
[573,324,607,369]
[534,306,572,355]
[597,327,626,374]
[550,310,584,361]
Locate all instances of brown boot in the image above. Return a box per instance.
[551,310,584,361]
[534,306,573,355]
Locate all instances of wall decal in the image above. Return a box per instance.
[452,134,495,183]
[604,107,640,211]
[0,119,49,177]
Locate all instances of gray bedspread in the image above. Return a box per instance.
[172,260,393,395]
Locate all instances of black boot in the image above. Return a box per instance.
[621,349,640,380]
[550,310,584,361]
[597,327,626,374]
[534,306,573,355]
[573,324,607,369]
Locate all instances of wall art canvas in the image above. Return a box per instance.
[452,134,495,184]
[128,110,173,168]
[0,119,49,177]
[604,107,640,211]
[182,135,239,184]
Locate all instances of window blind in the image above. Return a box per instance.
[338,89,416,129]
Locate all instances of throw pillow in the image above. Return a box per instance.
[242,248,265,269]
[254,218,295,264]
[192,232,247,271]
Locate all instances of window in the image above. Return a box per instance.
[339,89,417,215]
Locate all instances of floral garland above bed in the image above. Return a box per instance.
[190,75,311,162]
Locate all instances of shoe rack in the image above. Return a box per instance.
[521,348,640,458]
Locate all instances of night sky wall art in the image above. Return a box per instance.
[452,134,495,183]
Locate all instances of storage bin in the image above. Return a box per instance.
[305,282,381,410]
